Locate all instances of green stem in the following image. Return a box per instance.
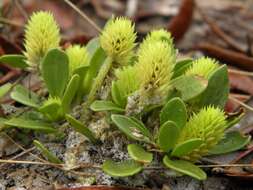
[84,57,113,111]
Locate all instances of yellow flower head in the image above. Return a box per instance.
[24,11,60,66]
[185,57,219,79]
[177,106,227,161]
[100,17,136,65]
[136,41,176,105]
[139,29,174,52]
[40,96,63,121]
[66,45,89,75]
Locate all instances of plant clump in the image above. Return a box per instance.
[0,11,251,185]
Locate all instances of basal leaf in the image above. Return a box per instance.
[39,100,63,121]
[11,85,40,108]
[0,83,12,98]
[157,121,180,152]
[128,144,153,164]
[171,138,203,157]
[111,81,125,107]
[111,114,151,142]
[65,114,97,143]
[172,75,208,101]
[83,46,106,94]
[41,48,69,97]
[86,37,100,55]
[62,74,80,113]
[172,59,193,79]
[209,131,251,155]
[4,117,57,133]
[160,97,187,128]
[163,156,207,180]
[90,100,125,112]
[198,65,229,108]
[0,54,28,69]
[33,140,63,164]
[102,159,143,177]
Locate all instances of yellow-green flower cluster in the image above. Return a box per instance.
[136,39,176,105]
[185,57,219,79]
[24,11,60,66]
[66,45,89,75]
[139,29,174,53]
[177,106,227,161]
[100,17,136,65]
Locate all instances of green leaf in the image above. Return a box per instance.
[163,156,207,180]
[10,85,40,108]
[41,48,69,97]
[157,121,180,152]
[33,140,63,164]
[111,81,125,107]
[0,83,12,98]
[172,59,193,79]
[172,75,208,101]
[102,159,142,177]
[39,100,63,121]
[198,65,229,108]
[90,100,125,112]
[111,114,151,142]
[83,46,106,94]
[65,114,97,143]
[127,144,153,163]
[226,110,244,129]
[4,118,57,133]
[209,131,251,155]
[86,37,100,55]
[62,74,80,113]
[160,97,187,128]
[171,138,203,157]
[0,54,28,69]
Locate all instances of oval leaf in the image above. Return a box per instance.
[157,121,180,152]
[41,48,69,97]
[33,140,62,164]
[163,156,207,180]
[111,114,151,142]
[171,138,203,157]
[0,54,28,69]
[0,83,12,98]
[102,159,142,177]
[160,97,187,128]
[209,131,251,155]
[127,144,153,164]
[111,81,125,108]
[10,85,40,108]
[65,114,97,143]
[172,75,208,101]
[198,65,229,108]
[90,100,124,112]
[172,59,193,79]
[4,118,57,133]
[62,74,80,113]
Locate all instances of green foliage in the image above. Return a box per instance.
[127,144,153,163]
[33,140,63,164]
[163,156,207,180]
[160,97,187,128]
[209,131,251,155]
[0,54,28,69]
[41,48,69,98]
[102,159,143,177]
[0,11,247,182]
[157,121,180,152]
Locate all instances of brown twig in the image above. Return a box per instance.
[197,6,246,53]
[64,0,101,33]
[195,43,253,71]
